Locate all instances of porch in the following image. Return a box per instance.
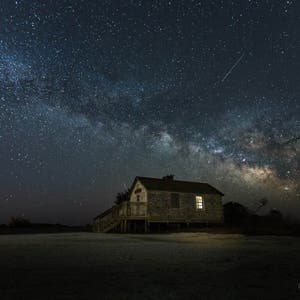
[93,202,147,233]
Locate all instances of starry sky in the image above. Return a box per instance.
[0,0,299,224]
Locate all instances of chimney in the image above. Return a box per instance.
[162,175,174,180]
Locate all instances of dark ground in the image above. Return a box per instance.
[0,232,299,300]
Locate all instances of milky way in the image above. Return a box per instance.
[0,1,299,224]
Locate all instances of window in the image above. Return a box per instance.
[196,196,204,210]
[136,195,140,202]
[135,188,142,194]
[170,193,180,208]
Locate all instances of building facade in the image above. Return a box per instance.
[93,176,224,233]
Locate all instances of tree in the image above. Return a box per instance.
[115,188,131,205]
[223,202,249,225]
[9,217,31,228]
[268,209,283,222]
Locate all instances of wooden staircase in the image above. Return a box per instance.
[93,205,121,233]
[101,219,122,233]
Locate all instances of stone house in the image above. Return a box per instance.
[93,176,224,233]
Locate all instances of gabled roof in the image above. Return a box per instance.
[133,176,224,196]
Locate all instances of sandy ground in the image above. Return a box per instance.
[0,232,299,300]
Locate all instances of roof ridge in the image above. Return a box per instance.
[137,176,208,185]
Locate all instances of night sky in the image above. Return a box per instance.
[0,0,299,225]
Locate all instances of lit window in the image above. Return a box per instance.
[196,196,204,210]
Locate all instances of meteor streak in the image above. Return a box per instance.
[221,52,245,82]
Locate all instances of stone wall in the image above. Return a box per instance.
[147,191,223,223]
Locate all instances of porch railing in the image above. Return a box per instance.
[93,201,147,232]
[118,201,147,217]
